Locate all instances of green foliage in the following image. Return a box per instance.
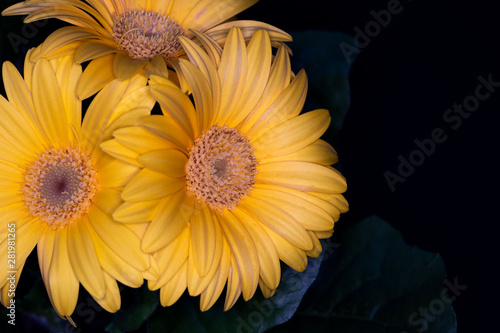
[269,216,457,333]
[106,285,159,333]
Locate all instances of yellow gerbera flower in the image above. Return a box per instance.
[102,27,349,311]
[0,49,156,321]
[2,0,292,99]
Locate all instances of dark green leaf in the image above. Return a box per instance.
[106,284,159,333]
[269,216,457,333]
[0,252,66,333]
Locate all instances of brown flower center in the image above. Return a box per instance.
[21,147,99,228]
[111,9,184,60]
[185,125,258,211]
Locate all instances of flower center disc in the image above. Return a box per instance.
[21,147,99,228]
[186,125,258,211]
[111,9,184,60]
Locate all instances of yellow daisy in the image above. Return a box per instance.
[0,49,156,321]
[102,27,349,311]
[2,0,292,99]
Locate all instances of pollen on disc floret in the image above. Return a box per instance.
[111,9,184,60]
[21,146,99,228]
[185,125,259,211]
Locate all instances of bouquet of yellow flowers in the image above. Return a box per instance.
[0,1,458,332]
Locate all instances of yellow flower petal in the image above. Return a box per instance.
[41,26,98,56]
[246,70,308,139]
[186,222,223,297]
[113,52,148,80]
[67,221,105,299]
[0,203,25,223]
[85,217,144,288]
[1,2,36,15]
[204,20,293,45]
[0,139,28,166]
[141,115,193,153]
[169,0,199,23]
[0,219,45,284]
[22,47,37,89]
[85,0,114,25]
[121,168,184,202]
[251,187,334,232]
[36,41,84,62]
[0,162,21,182]
[88,206,149,271]
[310,192,350,214]
[149,227,190,290]
[47,229,80,317]
[199,238,231,311]
[180,0,257,33]
[113,199,161,223]
[2,60,58,140]
[112,125,176,154]
[239,44,292,133]
[89,81,150,152]
[0,188,21,208]
[74,40,118,63]
[141,191,190,252]
[1,62,45,141]
[258,278,276,299]
[144,254,161,282]
[124,221,150,240]
[256,183,342,220]
[37,228,56,301]
[306,231,323,258]
[143,55,170,77]
[102,83,154,132]
[226,30,272,127]
[260,224,308,272]
[224,256,242,311]
[186,30,222,68]
[150,82,198,139]
[100,139,142,167]
[314,229,334,239]
[190,204,220,277]
[159,260,188,307]
[231,208,280,290]
[177,58,215,133]
[25,6,108,36]
[0,93,45,156]
[260,139,339,165]
[77,54,116,99]
[218,211,259,301]
[167,60,190,92]
[215,27,247,125]
[139,149,187,178]
[240,196,313,251]
[0,262,24,307]
[99,158,140,188]
[81,78,130,150]
[252,109,331,159]
[92,187,123,218]
[54,55,83,138]
[93,272,121,313]
[257,161,347,194]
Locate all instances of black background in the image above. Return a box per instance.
[240,0,500,332]
[1,0,499,332]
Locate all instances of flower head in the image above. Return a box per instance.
[2,0,292,99]
[103,28,348,311]
[0,48,156,320]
